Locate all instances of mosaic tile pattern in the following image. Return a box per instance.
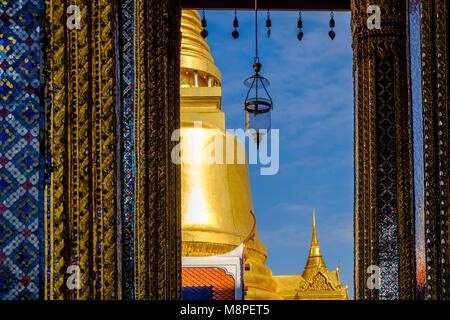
[376,57,400,300]
[182,286,215,300]
[182,267,235,300]
[0,0,44,300]
[120,0,135,299]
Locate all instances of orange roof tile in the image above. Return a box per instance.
[182,267,235,300]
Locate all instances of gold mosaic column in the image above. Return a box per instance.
[351,0,414,299]
[132,0,182,300]
[44,0,182,300]
[43,0,118,299]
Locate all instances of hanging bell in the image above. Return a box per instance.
[266,12,271,38]
[232,10,239,39]
[328,30,335,40]
[297,12,303,41]
[201,9,208,38]
[328,12,335,40]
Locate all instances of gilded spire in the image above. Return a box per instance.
[181,10,215,66]
[180,10,221,84]
[302,209,327,279]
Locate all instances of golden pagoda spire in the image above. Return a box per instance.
[180,10,221,87]
[302,208,327,279]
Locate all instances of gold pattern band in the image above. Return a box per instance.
[133,0,182,299]
[44,0,182,300]
[44,0,117,299]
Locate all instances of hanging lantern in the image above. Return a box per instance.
[244,0,273,148]
[244,63,273,148]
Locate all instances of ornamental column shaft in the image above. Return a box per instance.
[44,0,118,299]
[118,0,182,300]
[418,0,449,300]
[351,0,414,299]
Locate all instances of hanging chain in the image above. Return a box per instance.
[202,8,207,26]
[254,0,259,62]
[232,8,240,39]
[329,11,335,40]
[201,9,208,39]
[297,11,304,41]
[266,9,271,38]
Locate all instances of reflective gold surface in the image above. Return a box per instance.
[180,10,279,299]
[179,10,347,300]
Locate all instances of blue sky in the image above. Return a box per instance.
[204,10,354,298]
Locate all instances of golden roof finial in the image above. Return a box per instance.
[302,208,327,279]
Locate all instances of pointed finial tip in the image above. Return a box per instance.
[311,208,318,244]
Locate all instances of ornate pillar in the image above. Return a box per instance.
[43,0,118,299]
[42,0,181,300]
[352,0,415,299]
[418,0,449,300]
[118,0,181,300]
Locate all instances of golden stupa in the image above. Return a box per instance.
[179,10,348,300]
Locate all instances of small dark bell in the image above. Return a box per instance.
[253,62,261,73]
[201,29,208,39]
[329,17,335,28]
[266,18,271,28]
[328,30,335,40]
[297,31,304,41]
[233,18,239,28]
[232,30,239,39]
[202,17,207,28]
[297,19,303,29]
[267,29,271,38]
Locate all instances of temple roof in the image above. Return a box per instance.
[182,267,235,300]
[272,209,349,300]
